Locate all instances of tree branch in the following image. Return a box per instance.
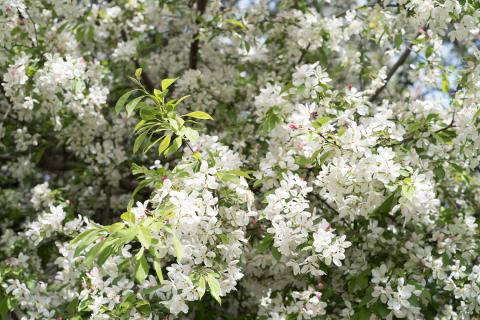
[334,2,398,18]
[369,31,421,102]
[317,195,341,216]
[189,0,208,69]
[297,43,311,65]
[24,8,39,46]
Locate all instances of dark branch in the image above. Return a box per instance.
[189,0,208,69]
[369,31,421,102]
[317,195,341,216]
[297,43,311,65]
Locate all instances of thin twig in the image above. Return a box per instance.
[434,110,456,134]
[297,43,311,65]
[185,141,195,153]
[317,131,340,148]
[24,8,39,46]
[317,195,341,216]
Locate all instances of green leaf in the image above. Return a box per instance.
[73,230,101,256]
[174,95,190,107]
[225,18,246,29]
[85,240,108,268]
[360,287,374,306]
[318,149,334,165]
[120,211,135,224]
[348,273,369,293]
[158,133,172,155]
[312,116,332,128]
[271,246,281,261]
[184,127,199,143]
[206,273,222,304]
[0,296,9,317]
[197,276,206,299]
[373,301,390,318]
[433,166,445,180]
[172,233,184,263]
[144,136,164,154]
[153,259,164,284]
[371,191,398,216]
[161,78,178,91]
[139,106,158,121]
[449,162,464,173]
[137,226,152,249]
[183,111,213,120]
[257,235,274,253]
[220,170,252,179]
[165,137,182,155]
[114,227,138,243]
[134,120,146,132]
[126,96,144,117]
[441,73,449,93]
[394,33,403,49]
[168,118,179,131]
[135,255,149,284]
[135,68,142,80]
[96,240,118,267]
[470,107,480,124]
[425,46,434,59]
[115,91,132,114]
[136,300,151,315]
[356,308,371,320]
[70,228,99,246]
[133,131,148,153]
[77,298,91,312]
[261,111,282,132]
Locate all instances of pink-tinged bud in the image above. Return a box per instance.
[289,123,298,129]
[295,143,303,151]
[56,316,63,320]
[317,281,325,289]
[162,176,169,182]
[315,291,322,298]
[419,27,425,33]
[347,84,353,91]
[99,236,106,241]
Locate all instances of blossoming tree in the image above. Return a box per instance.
[1,0,479,319]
